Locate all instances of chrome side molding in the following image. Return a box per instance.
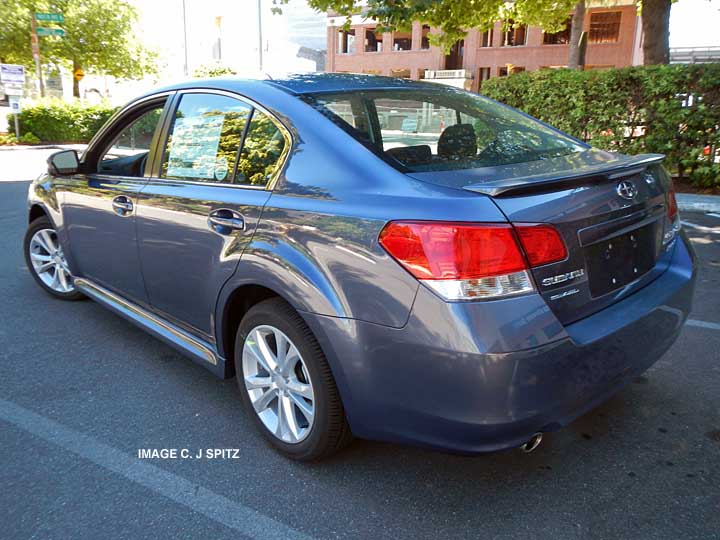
[74,278,221,368]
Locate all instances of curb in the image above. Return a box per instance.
[677,194,720,213]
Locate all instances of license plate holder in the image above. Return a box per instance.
[585,224,658,297]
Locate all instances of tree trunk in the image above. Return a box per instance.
[641,0,672,64]
[72,60,81,98]
[568,0,587,69]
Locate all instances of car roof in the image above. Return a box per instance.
[263,73,441,94]
[142,73,442,99]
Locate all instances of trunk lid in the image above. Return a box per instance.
[408,149,679,325]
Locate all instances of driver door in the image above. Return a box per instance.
[61,94,171,304]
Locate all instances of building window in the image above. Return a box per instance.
[589,11,622,43]
[364,27,383,52]
[543,17,572,45]
[393,31,412,51]
[478,67,491,88]
[480,28,494,48]
[391,68,411,78]
[498,65,525,77]
[338,29,356,54]
[502,21,527,46]
[421,25,431,49]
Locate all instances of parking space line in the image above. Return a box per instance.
[681,221,720,233]
[0,398,313,540]
[686,319,720,331]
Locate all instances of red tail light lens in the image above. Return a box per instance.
[378,222,527,280]
[514,224,567,267]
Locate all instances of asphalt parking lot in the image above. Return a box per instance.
[1,155,719,539]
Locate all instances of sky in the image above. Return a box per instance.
[669,0,720,47]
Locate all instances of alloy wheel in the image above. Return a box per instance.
[28,228,75,293]
[242,325,316,444]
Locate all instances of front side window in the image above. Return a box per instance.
[98,105,164,176]
[161,93,251,183]
[306,89,585,172]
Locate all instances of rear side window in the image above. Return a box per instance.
[162,93,251,183]
[305,89,585,172]
[236,110,287,186]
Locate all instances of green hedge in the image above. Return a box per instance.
[481,64,720,186]
[9,99,118,144]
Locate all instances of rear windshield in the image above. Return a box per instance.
[303,88,586,172]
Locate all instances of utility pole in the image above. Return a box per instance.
[30,15,45,97]
[182,0,189,76]
[257,0,263,72]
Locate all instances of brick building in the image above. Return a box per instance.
[326,2,643,92]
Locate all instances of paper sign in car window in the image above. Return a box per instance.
[166,113,224,179]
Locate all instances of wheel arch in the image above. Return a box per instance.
[217,283,285,377]
[28,203,50,224]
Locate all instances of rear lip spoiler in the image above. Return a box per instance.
[462,153,666,197]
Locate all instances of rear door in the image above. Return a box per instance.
[135,90,290,337]
[62,95,170,303]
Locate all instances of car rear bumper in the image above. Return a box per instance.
[301,232,697,454]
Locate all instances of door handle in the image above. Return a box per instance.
[208,209,245,234]
[112,195,133,216]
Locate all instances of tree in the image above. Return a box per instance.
[0,0,157,98]
[293,0,677,66]
[641,0,672,64]
[567,1,586,70]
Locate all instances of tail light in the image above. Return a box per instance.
[664,182,681,246]
[378,221,566,300]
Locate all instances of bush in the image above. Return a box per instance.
[0,133,17,146]
[19,132,40,144]
[482,64,720,187]
[192,64,237,77]
[10,99,118,144]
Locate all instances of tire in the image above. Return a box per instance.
[24,216,84,301]
[235,297,352,460]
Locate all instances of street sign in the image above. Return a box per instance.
[9,95,21,112]
[35,12,64,23]
[0,64,26,84]
[36,27,67,37]
[4,85,24,96]
[73,68,85,81]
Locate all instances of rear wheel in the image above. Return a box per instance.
[24,216,84,301]
[235,298,352,460]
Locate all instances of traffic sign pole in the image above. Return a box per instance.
[30,16,45,97]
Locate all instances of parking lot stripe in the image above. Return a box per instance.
[0,398,314,540]
[681,221,720,234]
[686,319,720,331]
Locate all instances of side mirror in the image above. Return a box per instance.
[48,150,80,176]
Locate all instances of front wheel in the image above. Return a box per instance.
[235,298,352,460]
[24,216,84,301]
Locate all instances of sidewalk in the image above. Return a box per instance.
[676,193,720,213]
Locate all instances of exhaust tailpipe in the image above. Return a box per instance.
[520,432,543,453]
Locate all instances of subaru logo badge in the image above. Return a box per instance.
[616,180,638,200]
